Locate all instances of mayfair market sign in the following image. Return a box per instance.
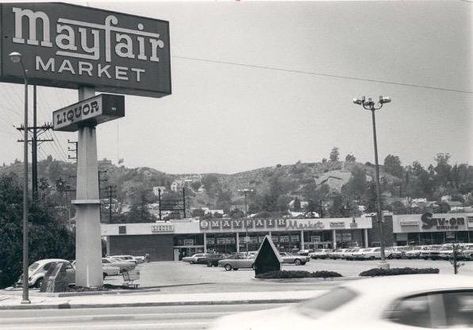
[0,3,171,98]
[199,217,372,232]
[53,94,124,131]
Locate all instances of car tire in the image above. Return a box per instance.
[34,277,43,289]
[294,259,302,266]
[251,264,256,270]
[190,261,195,264]
[370,256,375,260]
[103,273,107,280]
[207,262,212,267]
[224,264,232,271]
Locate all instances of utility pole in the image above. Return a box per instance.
[158,188,162,220]
[103,185,117,223]
[238,188,254,254]
[182,187,186,218]
[68,140,78,162]
[17,122,53,200]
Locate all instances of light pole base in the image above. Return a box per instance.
[378,260,390,269]
[21,299,31,304]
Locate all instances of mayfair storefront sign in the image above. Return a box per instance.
[393,213,473,233]
[199,217,372,232]
[0,3,171,97]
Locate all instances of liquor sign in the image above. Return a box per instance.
[53,94,124,131]
[0,3,171,98]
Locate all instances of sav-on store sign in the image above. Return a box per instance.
[0,3,171,98]
[53,93,124,132]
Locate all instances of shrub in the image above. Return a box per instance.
[359,267,439,277]
[255,270,342,279]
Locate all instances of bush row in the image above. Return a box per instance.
[256,270,342,279]
[359,267,439,277]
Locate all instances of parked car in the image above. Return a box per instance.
[17,259,75,288]
[352,247,382,260]
[109,255,139,264]
[329,249,348,259]
[297,249,314,256]
[309,249,330,259]
[460,244,473,260]
[209,274,473,330]
[385,246,406,259]
[279,252,310,265]
[404,245,429,259]
[202,254,228,267]
[181,253,206,264]
[218,253,256,271]
[72,260,120,278]
[419,245,442,260]
[102,257,135,273]
[341,248,360,260]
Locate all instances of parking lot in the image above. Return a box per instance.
[105,258,473,289]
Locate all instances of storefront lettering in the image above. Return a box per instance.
[330,221,346,229]
[286,220,325,230]
[421,212,465,230]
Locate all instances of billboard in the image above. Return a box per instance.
[53,93,125,131]
[0,3,171,98]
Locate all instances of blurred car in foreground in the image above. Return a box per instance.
[209,275,473,330]
[218,253,255,271]
[17,259,75,288]
[279,252,310,265]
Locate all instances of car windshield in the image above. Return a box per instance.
[28,262,40,273]
[296,287,358,319]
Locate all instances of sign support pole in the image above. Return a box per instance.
[74,86,103,288]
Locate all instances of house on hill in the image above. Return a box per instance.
[314,170,352,192]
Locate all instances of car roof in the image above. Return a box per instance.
[34,258,69,264]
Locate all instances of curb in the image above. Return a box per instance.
[0,298,304,310]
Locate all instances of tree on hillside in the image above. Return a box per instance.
[342,166,367,201]
[345,154,356,162]
[434,153,452,188]
[202,174,219,197]
[384,155,403,178]
[330,147,340,162]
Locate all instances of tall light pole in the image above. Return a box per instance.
[10,51,31,304]
[353,96,391,268]
[238,188,254,254]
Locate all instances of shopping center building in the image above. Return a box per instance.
[101,212,473,261]
[101,216,374,261]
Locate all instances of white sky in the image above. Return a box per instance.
[0,0,471,174]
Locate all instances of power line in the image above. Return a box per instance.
[173,55,472,94]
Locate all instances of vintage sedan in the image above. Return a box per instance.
[181,253,207,264]
[279,252,310,265]
[218,253,256,271]
[209,274,473,330]
[102,257,135,273]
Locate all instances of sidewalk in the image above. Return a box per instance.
[0,288,323,310]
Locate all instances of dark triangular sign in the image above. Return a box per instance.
[254,235,282,275]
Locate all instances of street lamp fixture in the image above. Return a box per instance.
[353,95,391,268]
[9,51,30,304]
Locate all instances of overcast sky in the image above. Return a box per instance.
[0,0,471,174]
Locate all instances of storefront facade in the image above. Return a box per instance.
[392,212,473,245]
[101,216,373,261]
